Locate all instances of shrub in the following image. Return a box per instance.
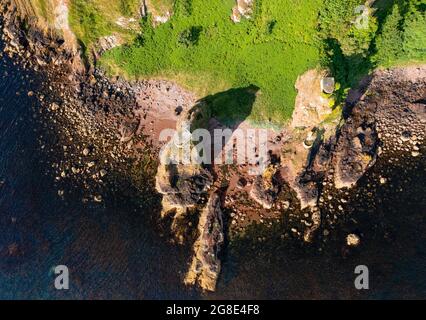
[374,0,426,66]
[178,26,203,47]
[373,4,403,66]
[403,8,426,60]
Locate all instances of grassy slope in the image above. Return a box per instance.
[101,0,323,124]
[148,0,175,14]
[34,0,54,23]
[66,0,425,126]
[68,0,140,53]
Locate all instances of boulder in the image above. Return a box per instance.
[321,77,335,94]
[249,166,279,209]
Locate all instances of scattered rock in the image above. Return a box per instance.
[236,177,247,189]
[346,233,361,247]
[50,102,60,111]
[282,201,290,210]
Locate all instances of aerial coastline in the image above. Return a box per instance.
[0,0,425,297]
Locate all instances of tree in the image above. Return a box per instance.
[403,9,426,60]
[374,4,403,66]
[319,0,378,57]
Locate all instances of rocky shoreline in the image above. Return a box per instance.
[1,0,425,293]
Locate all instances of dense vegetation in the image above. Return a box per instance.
[68,0,140,52]
[374,0,426,66]
[67,0,426,125]
[319,0,425,107]
[101,0,323,123]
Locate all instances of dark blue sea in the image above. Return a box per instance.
[0,39,199,299]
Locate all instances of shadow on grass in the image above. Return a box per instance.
[185,85,260,171]
[200,85,260,127]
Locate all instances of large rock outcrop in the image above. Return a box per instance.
[184,193,224,292]
[333,65,425,189]
[154,98,224,291]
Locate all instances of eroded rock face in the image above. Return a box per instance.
[96,35,123,56]
[283,65,425,213]
[291,175,320,210]
[184,193,224,292]
[153,96,227,291]
[118,118,139,143]
[334,123,378,189]
[231,0,254,23]
[292,70,334,129]
[276,69,337,210]
[155,102,213,219]
[333,65,425,189]
[1,0,83,71]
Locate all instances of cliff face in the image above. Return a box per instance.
[184,193,224,292]
[9,0,78,52]
[1,0,83,71]
[287,65,425,208]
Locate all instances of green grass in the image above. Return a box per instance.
[148,0,175,14]
[31,0,55,24]
[68,0,140,54]
[120,0,141,17]
[66,0,425,126]
[101,0,323,124]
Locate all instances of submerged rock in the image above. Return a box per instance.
[303,207,321,243]
[346,234,361,247]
